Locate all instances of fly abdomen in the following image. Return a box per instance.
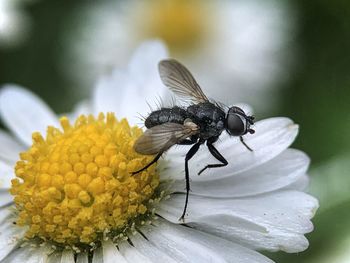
[145,106,188,128]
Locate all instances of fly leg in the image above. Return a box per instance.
[198,139,228,175]
[179,140,202,222]
[177,139,196,145]
[131,152,163,175]
[178,135,198,145]
[132,137,197,176]
[240,136,253,152]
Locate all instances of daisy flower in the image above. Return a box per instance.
[0,41,317,262]
[0,0,32,48]
[61,0,294,112]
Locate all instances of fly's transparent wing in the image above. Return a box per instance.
[134,122,199,155]
[159,59,209,103]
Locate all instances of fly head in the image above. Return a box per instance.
[225,106,255,136]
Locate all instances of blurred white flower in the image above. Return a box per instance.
[314,235,350,263]
[62,0,295,112]
[0,0,32,48]
[309,153,350,212]
[0,41,317,262]
[305,153,350,263]
[308,228,350,263]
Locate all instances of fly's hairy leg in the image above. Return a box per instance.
[179,141,202,222]
[198,141,228,175]
[131,152,163,175]
[177,136,198,145]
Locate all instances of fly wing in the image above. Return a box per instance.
[134,122,199,155]
[159,59,209,103]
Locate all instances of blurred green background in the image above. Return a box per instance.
[1,0,350,262]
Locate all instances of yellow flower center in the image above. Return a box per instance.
[10,113,159,248]
[134,0,212,54]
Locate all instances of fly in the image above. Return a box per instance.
[132,59,255,221]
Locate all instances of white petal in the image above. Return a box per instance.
[61,250,75,263]
[141,219,273,263]
[157,190,318,253]
[93,69,125,115]
[48,250,75,263]
[65,99,93,122]
[118,242,152,263]
[0,190,13,207]
[102,240,128,263]
[127,40,169,105]
[47,252,62,263]
[128,40,168,87]
[0,85,58,146]
[2,246,50,263]
[165,117,298,181]
[136,227,225,263]
[92,247,103,263]
[0,207,12,224]
[169,149,309,197]
[0,160,15,189]
[129,233,177,263]
[0,129,24,163]
[76,253,89,263]
[93,40,169,125]
[286,174,310,191]
[0,208,24,261]
[93,71,133,117]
